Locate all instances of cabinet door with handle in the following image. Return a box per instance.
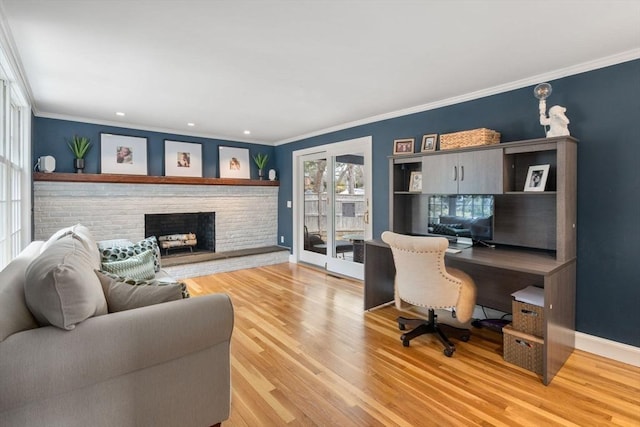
[421,148,503,194]
[421,153,458,194]
[457,149,503,194]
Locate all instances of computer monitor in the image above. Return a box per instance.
[427,194,494,245]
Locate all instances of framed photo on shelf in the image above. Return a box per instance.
[421,134,438,152]
[219,146,250,179]
[393,138,415,155]
[164,140,202,177]
[100,133,148,175]
[524,164,550,191]
[409,171,422,192]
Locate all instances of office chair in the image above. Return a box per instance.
[381,231,477,356]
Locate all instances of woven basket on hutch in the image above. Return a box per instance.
[439,128,500,150]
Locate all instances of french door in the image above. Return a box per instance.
[294,136,372,280]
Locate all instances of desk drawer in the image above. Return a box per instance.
[503,325,543,375]
[512,300,544,337]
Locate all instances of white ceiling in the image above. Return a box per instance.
[1,0,639,145]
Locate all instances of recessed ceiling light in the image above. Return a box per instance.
[243,130,251,135]
[187,122,195,127]
[116,112,125,116]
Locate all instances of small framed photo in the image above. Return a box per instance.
[409,171,422,192]
[393,138,415,155]
[165,140,202,177]
[219,146,250,179]
[524,164,550,191]
[421,134,438,152]
[100,133,148,175]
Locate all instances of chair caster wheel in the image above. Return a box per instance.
[401,335,410,347]
[444,348,455,357]
[398,323,406,331]
[461,335,470,342]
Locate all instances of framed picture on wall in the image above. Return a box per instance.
[524,164,550,191]
[219,146,250,179]
[393,138,415,155]
[164,140,202,177]
[100,133,148,175]
[421,134,438,152]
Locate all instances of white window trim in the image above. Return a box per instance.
[0,31,32,269]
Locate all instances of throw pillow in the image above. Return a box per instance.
[96,271,188,312]
[101,249,156,280]
[100,236,161,272]
[25,235,108,330]
[40,224,100,269]
[97,270,190,299]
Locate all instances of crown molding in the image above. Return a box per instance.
[274,49,640,146]
[33,111,273,146]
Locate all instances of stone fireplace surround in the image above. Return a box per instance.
[33,176,287,278]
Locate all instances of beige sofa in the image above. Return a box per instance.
[0,226,233,427]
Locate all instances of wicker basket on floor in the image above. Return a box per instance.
[440,128,500,150]
[503,325,543,375]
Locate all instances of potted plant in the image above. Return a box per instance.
[67,135,91,173]
[252,153,269,180]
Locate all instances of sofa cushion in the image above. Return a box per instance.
[25,235,108,330]
[96,271,188,312]
[97,238,133,249]
[100,236,161,272]
[101,249,156,280]
[0,241,44,341]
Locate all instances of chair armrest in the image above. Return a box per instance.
[0,294,233,412]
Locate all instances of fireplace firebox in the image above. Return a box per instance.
[145,212,215,255]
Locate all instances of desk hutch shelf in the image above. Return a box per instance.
[366,136,577,385]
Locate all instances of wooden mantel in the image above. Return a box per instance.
[33,172,279,186]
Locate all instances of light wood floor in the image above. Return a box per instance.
[184,263,640,427]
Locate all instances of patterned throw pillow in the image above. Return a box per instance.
[97,270,190,299]
[100,236,161,272]
[101,249,156,280]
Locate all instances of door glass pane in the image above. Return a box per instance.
[303,158,327,255]
[333,154,365,264]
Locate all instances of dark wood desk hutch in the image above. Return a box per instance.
[365,136,577,384]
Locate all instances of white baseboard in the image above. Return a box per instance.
[575,332,640,367]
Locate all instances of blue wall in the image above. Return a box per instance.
[32,119,275,179]
[32,60,640,347]
[274,59,640,347]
